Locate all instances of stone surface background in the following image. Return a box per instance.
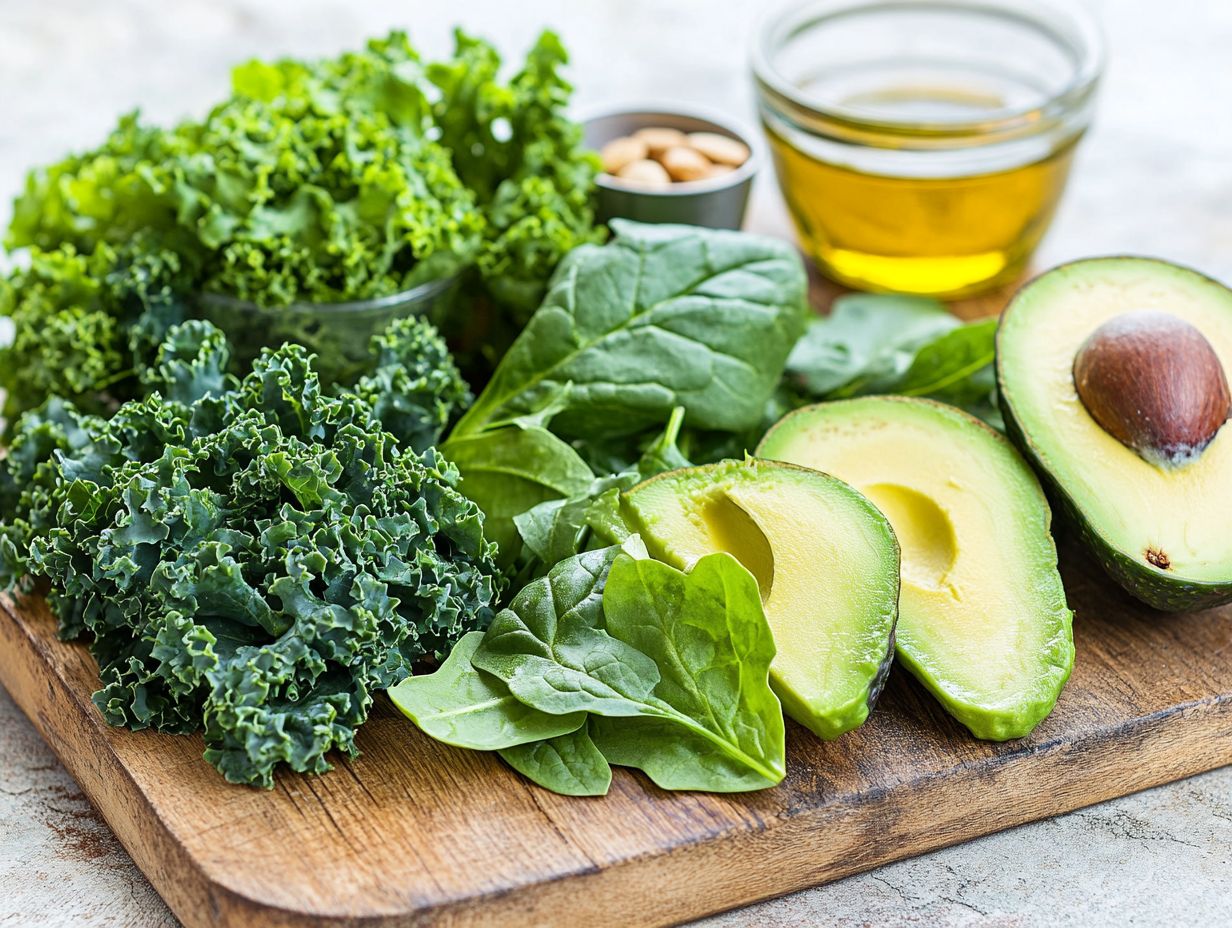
[1,1,1231,926]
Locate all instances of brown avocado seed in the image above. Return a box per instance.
[1073,310,1231,468]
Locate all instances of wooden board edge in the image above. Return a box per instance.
[0,594,241,925]
[3,592,1230,928]
[454,696,1231,928]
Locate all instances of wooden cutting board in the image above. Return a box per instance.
[1,532,1229,928]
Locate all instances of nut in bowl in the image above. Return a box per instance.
[583,105,759,229]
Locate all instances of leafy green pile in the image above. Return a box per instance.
[390,543,786,796]
[8,31,598,315]
[428,30,602,320]
[784,293,1001,427]
[386,222,808,796]
[441,220,809,564]
[0,29,599,439]
[0,237,193,427]
[0,320,499,787]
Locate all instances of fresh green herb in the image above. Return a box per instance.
[429,29,604,320]
[451,221,809,441]
[9,31,597,317]
[3,30,598,418]
[9,42,481,305]
[441,221,805,566]
[349,315,473,453]
[785,293,1000,426]
[442,425,595,560]
[0,238,191,428]
[0,321,500,787]
[389,630,613,796]
[891,318,998,398]
[512,406,691,569]
[786,294,958,396]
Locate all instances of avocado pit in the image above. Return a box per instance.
[1073,310,1231,468]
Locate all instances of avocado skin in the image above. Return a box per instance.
[866,628,896,712]
[999,388,1232,612]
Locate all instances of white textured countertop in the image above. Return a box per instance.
[1,1,1230,926]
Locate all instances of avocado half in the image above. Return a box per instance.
[621,458,900,740]
[997,257,1232,611]
[758,397,1074,741]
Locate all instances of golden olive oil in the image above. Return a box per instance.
[767,122,1077,297]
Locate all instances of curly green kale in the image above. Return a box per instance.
[3,321,500,787]
[7,29,595,317]
[0,237,191,428]
[350,315,472,452]
[430,29,603,319]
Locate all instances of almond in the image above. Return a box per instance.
[614,158,673,188]
[686,132,750,167]
[600,136,649,175]
[632,126,688,157]
[660,146,711,182]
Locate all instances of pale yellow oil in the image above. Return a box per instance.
[766,88,1078,298]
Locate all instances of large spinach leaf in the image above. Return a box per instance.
[786,294,957,396]
[452,221,808,441]
[391,542,785,794]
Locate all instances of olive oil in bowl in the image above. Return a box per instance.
[753,0,1103,298]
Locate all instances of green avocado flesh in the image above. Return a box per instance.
[998,257,1232,611]
[621,458,900,740]
[758,397,1074,740]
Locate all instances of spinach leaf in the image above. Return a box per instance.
[442,425,594,560]
[887,318,999,398]
[452,221,808,441]
[499,723,612,797]
[787,293,956,396]
[473,550,785,790]
[513,472,635,566]
[387,632,584,750]
[512,407,691,567]
[588,717,778,793]
[786,293,1002,428]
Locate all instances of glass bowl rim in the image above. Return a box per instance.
[196,271,461,316]
[750,0,1106,141]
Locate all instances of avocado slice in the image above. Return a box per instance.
[758,397,1074,740]
[998,257,1232,611]
[621,458,900,740]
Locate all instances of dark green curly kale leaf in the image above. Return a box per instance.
[3,321,500,787]
[0,236,193,430]
[349,315,472,453]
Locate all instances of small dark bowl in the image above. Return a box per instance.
[583,104,759,230]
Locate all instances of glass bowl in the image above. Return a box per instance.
[752,0,1104,297]
[197,274,461,385]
